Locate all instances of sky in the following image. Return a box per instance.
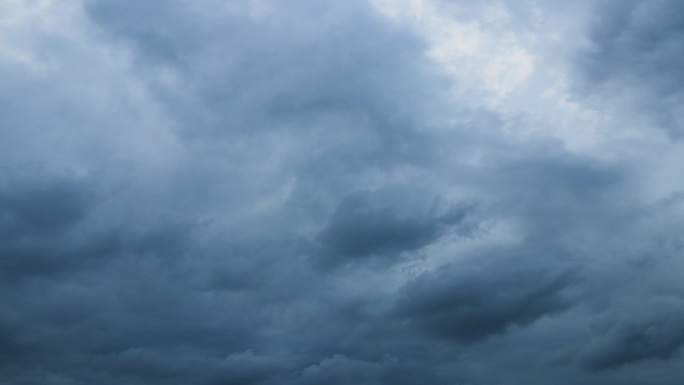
[1,0,684,384]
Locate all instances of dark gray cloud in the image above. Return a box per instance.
[296,355,395,385]
[0,176,90,237]
[576,0,684,138]
[315,188,475,267]
[0,173,99,280]
[2,0,684,384]
[395,257,577,343]
[582,298,684,371]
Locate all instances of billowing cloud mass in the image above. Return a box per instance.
[2,0,684,384]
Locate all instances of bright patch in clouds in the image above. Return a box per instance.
[372,0,534,102]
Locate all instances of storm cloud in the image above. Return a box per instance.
[577,0,684,138]
[395,258,577,343]
[2,0,684,384]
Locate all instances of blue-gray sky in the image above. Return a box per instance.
[2,1,684,384]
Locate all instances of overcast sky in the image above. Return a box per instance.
[2,0,684,384]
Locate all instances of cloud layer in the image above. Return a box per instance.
[2,0,684,384]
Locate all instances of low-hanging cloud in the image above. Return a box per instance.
[2,0,684,384]
[576,0,684,138]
